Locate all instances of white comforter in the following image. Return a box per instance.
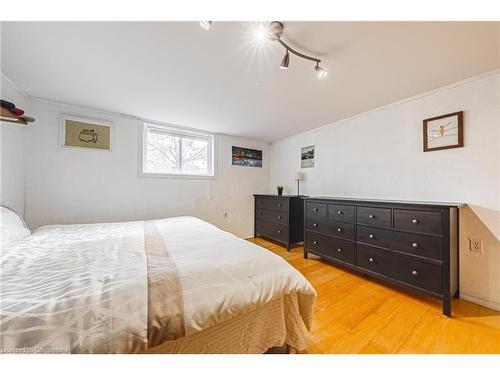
[1,217,316,353]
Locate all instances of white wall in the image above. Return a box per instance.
[24,100,270,238]
[0,74,28,217]
[270,71,500,309]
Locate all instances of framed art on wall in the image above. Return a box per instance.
[423,111,463,152]
[60,115,113,151]
[301,145,315,168]
[231,146,262,167]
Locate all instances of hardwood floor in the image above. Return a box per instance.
[248,237,500,354]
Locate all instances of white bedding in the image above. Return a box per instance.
[0,216,316,353]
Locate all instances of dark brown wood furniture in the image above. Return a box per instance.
[254,194,305,251]
[303,197,462,316]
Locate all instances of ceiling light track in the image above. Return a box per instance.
[199,21,328,79]
[276,38,321,65]
[268,21,327,79]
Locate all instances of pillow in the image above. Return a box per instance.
[1,206,31,246]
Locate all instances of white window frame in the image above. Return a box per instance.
[139,122,217,179]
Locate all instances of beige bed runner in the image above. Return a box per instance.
[144,220,186,346]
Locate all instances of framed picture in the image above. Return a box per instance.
[423,111,463,152]
[232,146,262,167]
[60,115,113,151]
[301,145,315,168]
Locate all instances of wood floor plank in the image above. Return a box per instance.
[358,342,388,354]
[315,294,405,353]
[250,237,500,354]
[370,299,429,353]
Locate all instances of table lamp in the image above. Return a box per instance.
[295,171,304,196]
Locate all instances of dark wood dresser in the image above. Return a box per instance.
[254,194,305,251]
[303,197,461,316]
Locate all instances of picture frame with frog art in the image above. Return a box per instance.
[423,111,463,152]
[60,115,113,151]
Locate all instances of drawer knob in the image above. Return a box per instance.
[278,203,283,207]
[337,248,342,253]
[277,215,282,219]
[337,228,342,232]
[313,223,318,227]
[369,234,374,239]
[258,212,262,215]
[369,214,375,219]
[259,224,263,228]
[412,218,419,224]
[277,230,282,234]
[313,241,318,245]
[337,210,343,214]
[412,242,418,248]
[412,270,419,277]
[369,257,374,263]
[313,208,319,212]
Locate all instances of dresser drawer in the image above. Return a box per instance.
[306,231,355,265]
[356,244,396,276]
[255,198,288,212]
[393,255,442,294]
[306,218,354,241]
[357,206,392,228]
[357,245,442,294]
[306,202,327,218]
[255,220,288,242]
[328,204,355,222]
[357,225,443,260]
[255,209,287,224]
[394,209,442,235]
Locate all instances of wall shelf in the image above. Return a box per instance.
[0,106,30,125]
[0,117,28,125]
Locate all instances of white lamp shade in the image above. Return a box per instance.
[294,171,304,181]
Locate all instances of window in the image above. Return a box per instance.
[141,123,216,178]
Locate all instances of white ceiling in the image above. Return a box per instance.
[1,22,499,142]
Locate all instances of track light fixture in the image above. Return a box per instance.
[267,22,327,79]
[197,21,328,79]
[280,50,290,70]
[199,21,213,30]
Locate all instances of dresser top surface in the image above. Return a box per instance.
[254,194,307,199]
[304,196,464,208]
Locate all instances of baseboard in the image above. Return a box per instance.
[460,293,500,312]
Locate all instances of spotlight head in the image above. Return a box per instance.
[280,50,290,70]
[267,21,284,40]
[254,23,267,42]
[254,21,283,43]
[199,21,213,30]
[314,64,328,79]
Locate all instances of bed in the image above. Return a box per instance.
[0,209,316,354]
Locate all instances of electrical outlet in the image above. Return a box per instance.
[469,238,483,254]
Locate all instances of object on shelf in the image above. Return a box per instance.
[0,99,16,111]
[0,99,34,125]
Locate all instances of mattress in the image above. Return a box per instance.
[1,216,316,353]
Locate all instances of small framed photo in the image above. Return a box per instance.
[60,115,113,151]
[301,145,315,168]
[423,111,463,152]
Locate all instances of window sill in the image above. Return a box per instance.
[138,171,217,180]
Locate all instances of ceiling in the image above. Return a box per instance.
[1,22,499,142]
